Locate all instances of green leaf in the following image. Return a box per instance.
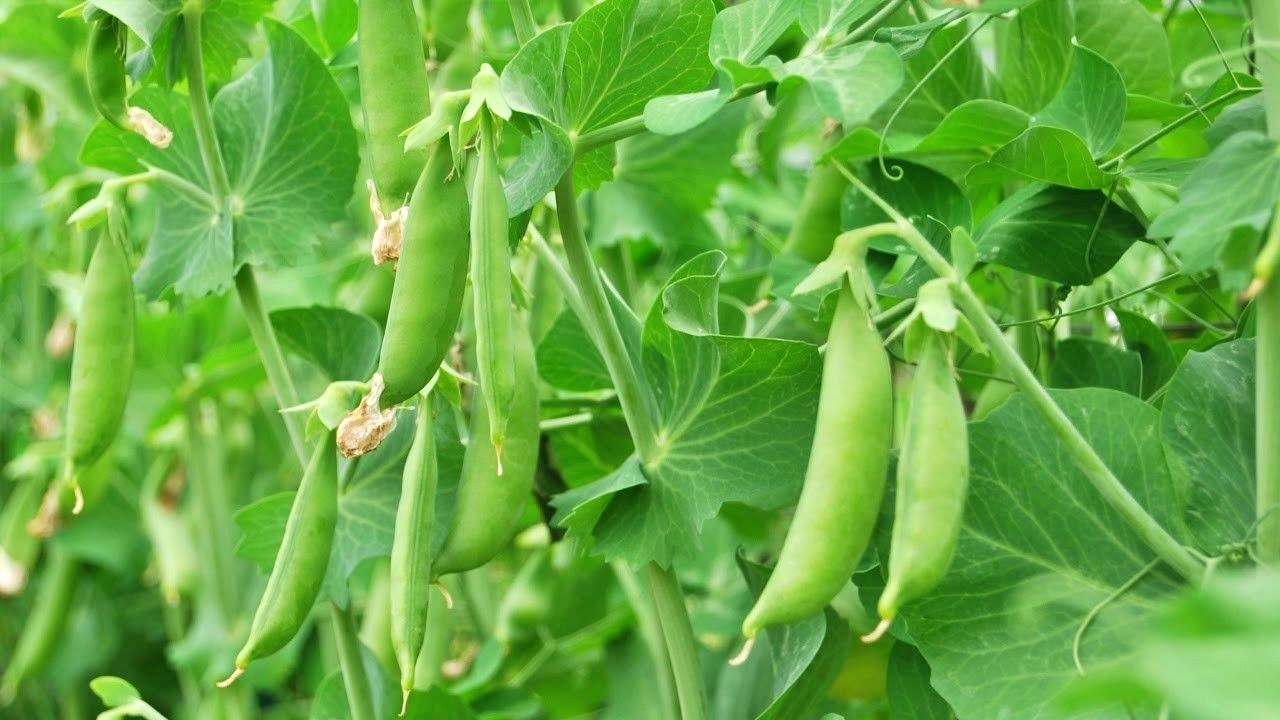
[1147,132,1280,284]
[81,21,359,298]
[501,24,572,123]
[537,310,612,392]
[644,88,734,136]
[552,252,822,566]
[563,0,716,134]
[1036,45,1127,156]
[888,20,987,137]
[309,672,351,720]
[270,306,380,382]
[1058,571,1280,720]
[976,126,1113,189]
[1072,0,1172,99]
[403,685,476,719]
[0,4,91,117]
[1048,337,1143,397]
[886,644,955,720]
[781,42,904,127]
[1160,339,1254,555]
[797,0,878,41]
[872,10,960,59]
[711,0,800,64]
[89,676,142,707]
[973,184,1145,286]
[504,117,572,215]
[994,0,1073,112]
[905,389,1189,720]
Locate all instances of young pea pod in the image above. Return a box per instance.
[375,141,470,408]
[784,160,849,264]
[87,16,129,131]
[869,330,968,640]
[358,0,431,263]
[432,321,539,577]
[219,434,338,686]
[0,475,44,596]
[470,113,516,466]
[390,400,439,712]
[65,231,134,513]
[0,549,76,702]
[741,279,892,640]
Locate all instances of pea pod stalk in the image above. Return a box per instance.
[739,276,893,644]
[390,400,439,713]
[218,434,339,687]
[864,329,968,643]
[470,112,516,470]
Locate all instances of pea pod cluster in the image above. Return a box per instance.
[433,318,540,577]
[866,328,968,641]
[469,112,517,466]
[741,277,892,642]
[219,434,338,686]
[390,400,439,711]
[64,230,135,514]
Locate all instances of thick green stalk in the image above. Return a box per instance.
[612,562,679,720]
[234,268,306,458]
[554,173,703,716]
[838,167,1205,583]
[1253,0,1280,565]
[331,603,377,720]
[553,175,660,459]
[180,9,231,200]
[646,563,707,720]
[508,0,537,44]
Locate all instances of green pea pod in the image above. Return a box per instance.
[872,330,968,636]
[784,159,847,264]
[65,231,134,511]
[86,16,129,131]
[0,549,76,702]
[742,279,892,640]
[376,141,470,407]
[220,435,338,686]
[358,0,431,207]
[470,113,516,462]
[390,400,439,711]
[433,321,539,577]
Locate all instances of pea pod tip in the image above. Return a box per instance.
[727,636,755,667]
[861,617,891,644]
[215,666,244,688]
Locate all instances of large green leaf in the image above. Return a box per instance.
[1146,132,1280,286]
[886,643,955,720]
[905,389,1190,720]
[1048,338,1143,397]
[552,252,822,566]
[711,0,800,63]
[781,42,904,127]
[994,0,1072,112]
[81,21,359,298]
[563,0,715,134]
[973,184,1145,286]
[1036,46,1127,156]
[270,306,380,382]
[1160,339,1254,554]
[1072,0,1171,99]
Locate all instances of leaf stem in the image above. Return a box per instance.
[1098,87,1251,171]
[646,563,707,720]
[180,8,231,201]
[837,163,1206,583]
[574,117,648,156]
[508,0,537,45]
[552,174,659,459]
[234,268,306,459]
[1252,0,1280,565]
[331,603,377,720]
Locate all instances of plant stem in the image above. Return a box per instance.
[1013,274,1043,378]
[838,165,1206,583]
[180,9,231,201]
[185,401,239,620]
[1099,87,1250,171]
[331,603,377,720]
[508,0,537,45]
[612,562,679,720]
[234,268,307,459]
[575,117,648,156]
[646,563,707,720]
[553,174,659,459]
[1252,0,1280,565]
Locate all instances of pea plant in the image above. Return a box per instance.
[1,0,1277,718]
